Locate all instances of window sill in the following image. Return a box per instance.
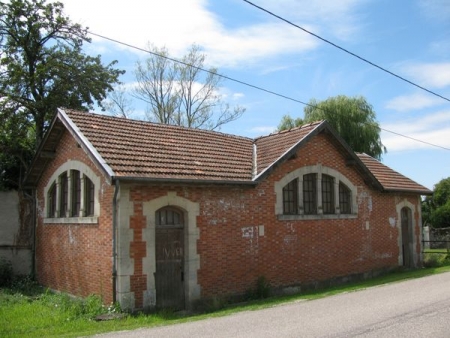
[277,213,358,221]
[44,217,99,225]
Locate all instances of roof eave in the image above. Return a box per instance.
[113,176,257,186]
[23,112,64,188]
[383,188,433,195]
[58,108,116,181]
[253,122,325,182]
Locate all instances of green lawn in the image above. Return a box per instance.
[2,264,450,338]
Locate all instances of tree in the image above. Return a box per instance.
[422,177,450,229]
[277,114,303,131]
[0,0,124,189]
[133,44,245,130]
[103,84,134,118]
[278,95,386,160]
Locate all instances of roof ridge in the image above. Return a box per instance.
[253,120,324,141]
[63,108,254,142]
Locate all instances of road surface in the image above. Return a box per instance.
[95,272,450,337]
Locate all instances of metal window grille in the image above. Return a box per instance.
[303,173,317,214]
[283,178,298,214]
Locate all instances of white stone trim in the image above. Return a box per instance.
[395,199,418,267]
[142,192,201,309]
[275,165,358,219]
[43,160,100,224]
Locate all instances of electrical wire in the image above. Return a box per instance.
[87,31,450,152]
[242,0,450,104]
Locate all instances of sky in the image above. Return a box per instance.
[57,0,450,190]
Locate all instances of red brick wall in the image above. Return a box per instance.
[35,130,114,304]
[126,132,421,299]
[35,129,422,305]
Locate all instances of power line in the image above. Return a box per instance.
[89,32,309,106]
[242,0,450,104]
[88,31,450,152]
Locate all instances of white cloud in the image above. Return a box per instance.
[58,0,367,69]
[253,0,370,41]
[381,110,450,151]
[385,93,443,112]
[401,62,450,88]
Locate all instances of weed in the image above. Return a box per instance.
[423,253,447,268]
[246,276,271,300]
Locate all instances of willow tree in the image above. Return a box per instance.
[278,95,386,160]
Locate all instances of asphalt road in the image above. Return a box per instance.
[95,272,450,338]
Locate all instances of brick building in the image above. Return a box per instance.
[25,108,431,311]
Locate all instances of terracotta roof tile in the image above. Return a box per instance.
[65,109,254,182]
[357,153,431,194]
[255,122,322,175]
[55,110,430,194]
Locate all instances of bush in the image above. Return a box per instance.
[423,253,450,268]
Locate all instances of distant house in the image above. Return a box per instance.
[25,108,431,311]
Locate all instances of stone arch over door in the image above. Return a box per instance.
[142,192,200,310]
[396,200,418,268]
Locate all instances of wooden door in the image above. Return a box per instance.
[401,207,412,268]
[155,207,185,310]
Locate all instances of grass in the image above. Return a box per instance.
[2,264,450,338]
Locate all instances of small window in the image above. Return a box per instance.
[339,182,351,214]
[59,172,68,217]
[283,178,298,214]
[48,183,57,218]
[322,175,335,214]
[156,207,183,226]
[71,170,81,217]
[303,173,317,215]
[84,176,95,217]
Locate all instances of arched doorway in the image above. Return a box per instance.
[155,207,185,309]
[401,207,413,268]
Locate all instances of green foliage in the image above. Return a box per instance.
[278,95,386,160]
[422,177,450,228]
[2,267,450,337]
[430,203,450,228]
[277,114,304,131]
[423,253,450,268]
[0,0,124,189]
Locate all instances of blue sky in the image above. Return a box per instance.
[59,0,450,190]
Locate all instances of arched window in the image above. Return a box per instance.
[277,165,357,219]
[44,160,99,224]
